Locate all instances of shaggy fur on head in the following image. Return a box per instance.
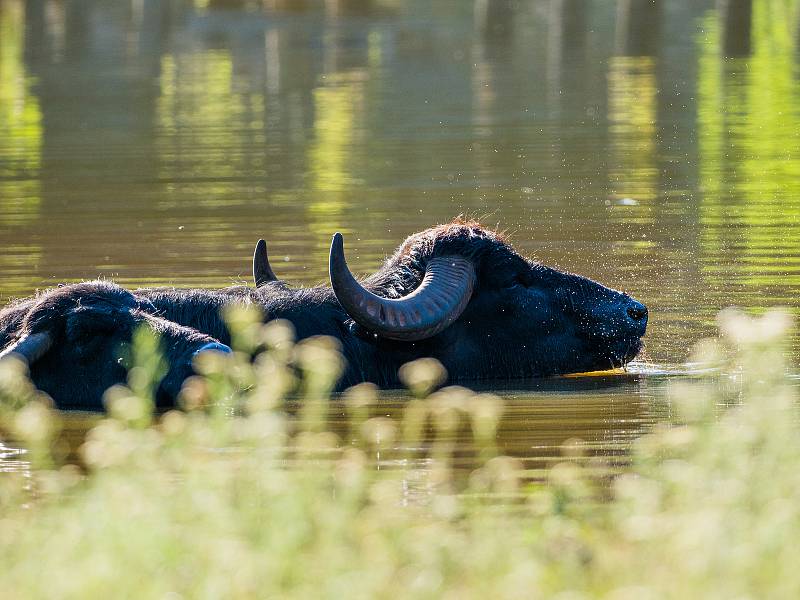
[364,220,523,298]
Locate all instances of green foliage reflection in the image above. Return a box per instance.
[607,56,658,226]
[0,0,42,226]
[697,1,800,289]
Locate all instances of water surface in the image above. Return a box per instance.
[1,0,798,465]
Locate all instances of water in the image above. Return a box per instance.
[1,0,798,467]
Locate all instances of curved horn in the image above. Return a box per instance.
[0,332,53,365]
[253,239,278,286]
[329,233,476,341]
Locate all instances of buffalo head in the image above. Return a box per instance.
[0,281,231,410]
[330,220,647,380]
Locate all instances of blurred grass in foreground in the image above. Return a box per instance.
[0,307,798,599]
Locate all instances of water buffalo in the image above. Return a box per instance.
[0,281,231,411]
[1,221,647,409]
[137,220,648,388]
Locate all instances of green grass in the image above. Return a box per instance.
[0,307,798,599]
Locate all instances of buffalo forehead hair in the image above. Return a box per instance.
[393,219,511,268]
[359,220,517,299]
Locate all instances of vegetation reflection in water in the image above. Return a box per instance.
[0,0,42,291]
[698,1,800,294]
[0,307,797,597]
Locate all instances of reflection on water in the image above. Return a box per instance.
[698,2,800,297]
[0,0,43,292]
[1,371,669,481]
[1,0,799,469]
[607,56,658,224]
[0,1,41,225]
[336,373,667,482]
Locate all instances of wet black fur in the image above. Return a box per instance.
[136,222,647,388]
[0,281,225,411]
[1,222,647,408]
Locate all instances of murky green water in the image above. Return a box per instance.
[1,0,798,464]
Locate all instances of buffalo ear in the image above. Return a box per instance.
[253,239,278,287]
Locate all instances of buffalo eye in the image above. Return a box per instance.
[503,275,527,290]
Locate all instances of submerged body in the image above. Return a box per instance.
[0,221,647,409]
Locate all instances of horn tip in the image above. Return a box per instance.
[254,238,278,285]
[331,232,344,253]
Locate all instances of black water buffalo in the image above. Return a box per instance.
[0,221,647,409]
[137,220,648,388]
[0,281,231,411]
